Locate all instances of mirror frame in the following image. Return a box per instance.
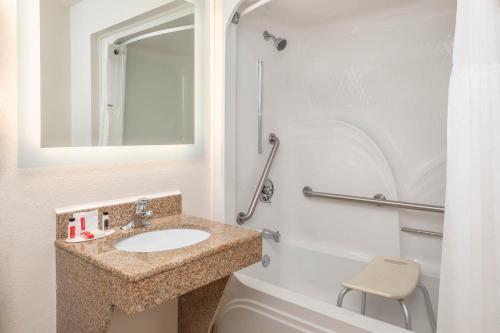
[17,0,210,167]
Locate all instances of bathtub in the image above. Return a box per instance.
[216,241,439,333]
[218,0,452,330]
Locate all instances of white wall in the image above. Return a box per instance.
[0,1,211,332]
[123,41,194,145]
[40,0,72,147]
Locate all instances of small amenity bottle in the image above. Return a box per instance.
[68,217,76,239]
[79,217,86,235]
[102,212,109,231]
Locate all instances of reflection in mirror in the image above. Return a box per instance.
[40,0,196,147]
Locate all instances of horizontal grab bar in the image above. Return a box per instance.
[401,227,443,238]
[237,133,280,224]
[302,186,445,214]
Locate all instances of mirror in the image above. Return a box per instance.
[40,0,198,147]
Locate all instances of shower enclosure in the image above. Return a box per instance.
[97,11,195,146]
[216,0,456,332]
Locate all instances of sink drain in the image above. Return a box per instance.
[262,254,271,267]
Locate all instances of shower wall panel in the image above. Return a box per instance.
[233,0,455,275]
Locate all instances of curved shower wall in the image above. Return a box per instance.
[223,0,455,331]
[234,0,453,274]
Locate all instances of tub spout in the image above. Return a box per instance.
[262,228,280,242]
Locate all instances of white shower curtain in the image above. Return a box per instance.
[99,44,127,146]
[438,0,500,332]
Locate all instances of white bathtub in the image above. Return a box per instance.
[219,0,452,330]
[216,242,439,333]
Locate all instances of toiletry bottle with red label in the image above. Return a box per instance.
[102,212,109,231]
[68,217,76,239]
[79,217,86,235]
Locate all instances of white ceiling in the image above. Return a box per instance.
[44,0,82,6]
[241,0,453,26]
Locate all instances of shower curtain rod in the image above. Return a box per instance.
[241,0,272,17]
[116,24,194,47]
[302,186,445,214]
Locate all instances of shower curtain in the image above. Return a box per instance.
[99,44,127,146]
[438,0,500,332]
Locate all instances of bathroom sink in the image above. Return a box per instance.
[113,229,210,253]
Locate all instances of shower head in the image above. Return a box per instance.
[263,31,287,51]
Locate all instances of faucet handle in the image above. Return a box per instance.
[142,211,153,218]
[135,198,151,204]
[135,198,151,213]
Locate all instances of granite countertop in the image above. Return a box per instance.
[55,214,261,282]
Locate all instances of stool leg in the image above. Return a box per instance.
[360,292,367,315]
[337,287,351,307]
[398,299,412,330]
[418,282,436,333]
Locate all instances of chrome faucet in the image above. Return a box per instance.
[261,228,280,242]
[121,198,153,230]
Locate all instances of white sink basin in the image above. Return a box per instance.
[113,229,210,253]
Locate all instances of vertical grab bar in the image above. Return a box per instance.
[257,60,264,153]
[237,133,280,225]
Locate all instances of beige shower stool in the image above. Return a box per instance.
[336,256,436,333]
